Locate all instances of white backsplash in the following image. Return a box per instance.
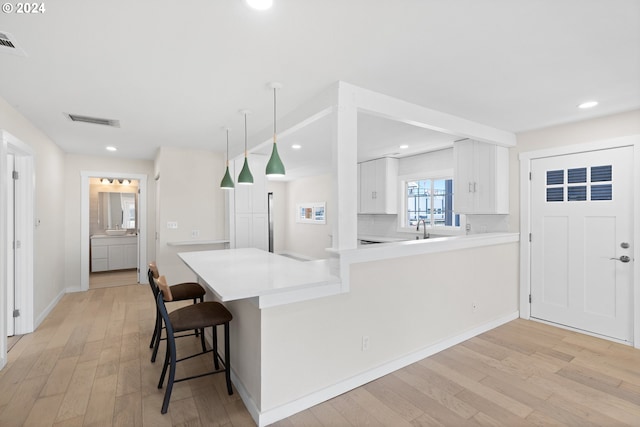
[465,214,510,234]
[358,214,403,237]
[358,213,510,238]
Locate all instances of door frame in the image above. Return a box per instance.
[519,134,640,348]
[0,130,35,370]
[80,171,148,291]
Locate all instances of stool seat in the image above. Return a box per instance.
[169,302,232,333]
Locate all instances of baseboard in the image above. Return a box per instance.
[255,310,519,426]
[35,287,67,329]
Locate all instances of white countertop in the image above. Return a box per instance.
[178,248,341,307]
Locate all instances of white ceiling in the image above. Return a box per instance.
[1,0,638,173]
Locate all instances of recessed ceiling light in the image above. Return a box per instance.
[245,0,272,10]
[578,101,598,109]
[399,144,409,149]
[106,146,117,152]
[291,144,302,150]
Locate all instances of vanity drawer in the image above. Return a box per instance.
[92,246,108,259]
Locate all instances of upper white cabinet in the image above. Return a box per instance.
[234,155,268,214]
[358,157,399,214]
[454,139,509,214]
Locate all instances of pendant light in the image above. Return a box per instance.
[237,109,254,185]
[220,128,234,189]
[265,82,285,177]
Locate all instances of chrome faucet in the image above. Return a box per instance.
[416,219,429,239]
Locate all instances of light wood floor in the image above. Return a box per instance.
[89,269,138,289]
[1,285,639,427]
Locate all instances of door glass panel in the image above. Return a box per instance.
[591,165,612,182]
[568,168,587,183]
[546,188,564,202]
[546,170,564,185]
[591,184,612,201]
[568,186,587,201]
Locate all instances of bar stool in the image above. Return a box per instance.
[155,275,233,414]
[147,262,206,362]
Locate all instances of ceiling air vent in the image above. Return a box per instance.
[66,113,120,128]
[0,31,27,56]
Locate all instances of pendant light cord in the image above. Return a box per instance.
[244,113,248,156]
[273,87,277,143]
[226,129,229,165]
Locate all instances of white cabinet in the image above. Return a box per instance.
[454,140,509,214]
[232,154,269,250]
[358,157,399,214]
[91,235,137,272]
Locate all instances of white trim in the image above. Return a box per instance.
[254,311,519,427]
[0,130,35,370]
[34,287,65,329]
[519,134,640,348]
[80,171,148,291]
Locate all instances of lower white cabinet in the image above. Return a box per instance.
[91,235,138,272]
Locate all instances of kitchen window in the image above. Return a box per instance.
[405,178,460,228]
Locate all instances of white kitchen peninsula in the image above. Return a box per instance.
[178,233,519,427]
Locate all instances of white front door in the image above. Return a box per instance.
[530,146,634,341]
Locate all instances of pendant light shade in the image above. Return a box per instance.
[237,110,254,185]
[266,82,285,177]
[220,128,234,190]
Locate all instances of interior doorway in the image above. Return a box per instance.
[80,172,148,291]
[1,130,35,369]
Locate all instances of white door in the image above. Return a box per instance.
[6,154,14,337]
[530,146,633,341]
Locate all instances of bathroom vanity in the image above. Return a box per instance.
[90,234,137,272]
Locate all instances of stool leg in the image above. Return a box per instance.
[158,335,171,389]
[161,334,177,414]
[224,322,232,395]
[150,308,161,349]
[193,297,200,337]
[212,326,219,370]
[151,323,162,363]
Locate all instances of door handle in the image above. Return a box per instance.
[610,255,631,263]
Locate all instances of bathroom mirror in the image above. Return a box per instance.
[98,192,137,229]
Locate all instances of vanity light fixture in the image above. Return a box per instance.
[237,110,254,185]
[121,179,130,185]
[578,100,598,109]
[112,179,120,185]
[265,82,285,177]
[220,128,235,190]
[101,178,111,184]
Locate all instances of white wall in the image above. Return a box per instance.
[0,95,66,327]
[260,241,518,411]
[281,174,333,260]
[64,154,155,290]
[510,109,640,233]
[154,147,226,283]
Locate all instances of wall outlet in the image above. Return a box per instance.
[191,229,200,238]
[362,335,370,351]
[167,221,178,229]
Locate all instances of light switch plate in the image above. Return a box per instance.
[167,221,178,229]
